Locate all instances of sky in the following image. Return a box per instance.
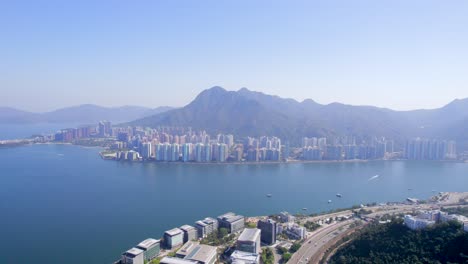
[1,0,468,112]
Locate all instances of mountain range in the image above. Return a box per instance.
[129,86,468,148]
[0,105,174,124]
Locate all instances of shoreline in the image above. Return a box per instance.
[1,141,466,164]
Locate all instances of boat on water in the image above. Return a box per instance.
[302,208,307,211]
[266,194,272,197]
[328,200,332,203]
[336,193,342,198]
[408,188,413,191]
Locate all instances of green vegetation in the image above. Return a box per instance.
[245,222,257,228]
[304,221,321,232]
[443,206,468,217]
[200,228,235,246]
[277,233,288,240]
[329,219,468,264]
[167,251,176,257]
[355,208,372,215]
[277,246,288,255]
[261,247,275,264]
[289,242,301,253]
[282,252,292,263]
[147,257,160,264]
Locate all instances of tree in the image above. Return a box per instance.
[219,228,229,239]
[304,221,321,232]
[290,242,301,253]
[246,222,257,228]
[261,247,275,264]
[282,252,292,263]
[329,220,468,264]
[277,246,288,255]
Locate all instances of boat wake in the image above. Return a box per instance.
[368,174,379,181]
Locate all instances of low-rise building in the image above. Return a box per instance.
[176,241,199,259]
[405,211,468,231]
[217,212,245,234]
[440,213,468,223]
[284,223,306,240]
[195,220,208,238]
[164,228,184,249]
[279,211,295,223]
[404,215,435,230]
[180,225,198,243]
[230,250,260,264]
[160,257,198,264]
[135,238,160,262]
[175,241,217,264]
[417,210,447,221]
[184,244,217,264]
[237,228,261,254]
[121,248,144,264]
[203,217,218,233]
[195,217,218,238]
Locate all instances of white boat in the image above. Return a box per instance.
[336,193,342,198]
[328,200,332,203]
[266,194,272,197]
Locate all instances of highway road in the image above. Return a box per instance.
[289,220,354,264]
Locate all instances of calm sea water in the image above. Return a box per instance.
[1,144,468,264]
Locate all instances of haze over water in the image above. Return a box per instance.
[1,143,467,264]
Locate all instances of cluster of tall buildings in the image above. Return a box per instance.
[148,142,230,162]
[53,125,98,141]
[113,126,285,162]
[404,138,457,160]
[243,136,282,162]
[301,136,393,160]
[51,123,460,162]
[52,120,112,142]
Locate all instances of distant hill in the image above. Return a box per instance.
[0,105,174,125]
[0,107,40,123]
[130,86,468,148]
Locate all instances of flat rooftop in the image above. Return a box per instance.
[123,247,144,258]
[218,212,236,219]
[180,225,196,231]
[225,215,244,223]
[203,217,216,224]
[176,241,199,257]
[185,244,217,263]
[195,221,208,227]
[160,257,198,264]
[238,228,260,242]
[230,250,260,263]
[165,228,183,236]
[137,238,160,249]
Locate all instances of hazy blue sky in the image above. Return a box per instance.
[1,0,468,112]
